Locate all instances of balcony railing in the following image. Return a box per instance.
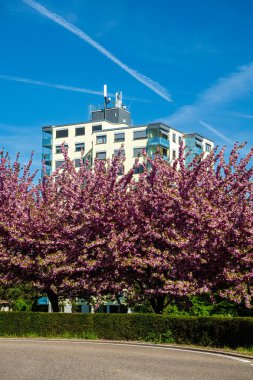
[150,154,169,161]
[192,147,203,155]
[42,137,52,147]
[41,167,52,177]
[147,137,170,148]
[42,153,52,161]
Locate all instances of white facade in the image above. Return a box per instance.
[42,93,214,176]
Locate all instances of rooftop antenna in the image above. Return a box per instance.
[103,84,111,119]
[88,104,96,120]
[103,84,111,109]
[115,91,123,108]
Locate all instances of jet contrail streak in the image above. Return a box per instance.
[22,0,172,102]
[0,74,104,95]
[199,121,234,145]
[0,74,150,102]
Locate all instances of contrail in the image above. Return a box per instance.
[22,0,172,102]
[0,74,104,95]
[199,121,234,145]
[0,74,150,102]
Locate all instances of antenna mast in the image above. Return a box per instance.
[103,84,110,109]
[103,84,111,119]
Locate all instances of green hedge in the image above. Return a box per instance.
[0,312,252,349]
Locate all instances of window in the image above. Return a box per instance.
[74,159,81,168]
[55,160,65,169]
[92,124,102,132]
[96,151,106,160]
[134,164,144,174]
[114,132,125,142]
[172,150,176,159]
[133,147,145,157]
[55,144,68,154]
[114,149,125,156]
[172,133,176,143]
[56,129,68,138]
[178,136,182,144]
[205,143,211,152]
[118,166,125,176]
[96,135,107,144]
[75,127,85,136]
[75,143,85,152]
[133,130,147,140]
[160,129,168,140]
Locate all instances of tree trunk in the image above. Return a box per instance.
[46,289,59,312]
[150,295,166,314]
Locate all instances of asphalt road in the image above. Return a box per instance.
[0,339,252,380]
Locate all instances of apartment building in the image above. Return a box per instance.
[42,89,214,175]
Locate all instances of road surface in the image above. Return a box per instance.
[0,339,252,379]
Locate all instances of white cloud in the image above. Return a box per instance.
[163,62,253,144]
[236,113,253,120]
[22,0,172,102]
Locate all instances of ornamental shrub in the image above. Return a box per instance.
[0,312,252,349]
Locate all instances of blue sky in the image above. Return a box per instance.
[1,0,253,171]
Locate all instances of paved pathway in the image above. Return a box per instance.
[0,339,252,379]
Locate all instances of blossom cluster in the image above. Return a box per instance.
[0,143,252,313]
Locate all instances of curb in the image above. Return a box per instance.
[0,337,252,360]
[94,340,253,360]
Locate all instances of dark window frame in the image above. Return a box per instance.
[96,135,107,144]
[133,147,145,157]
[75,127,85,136]
[92,124,102,133]
[75,142,85,152]
[56,129,68,138]
[134,164,144,174]
[74,158,81,168]
[55,160,65,169]
[133,130,147,140]
[114,132,125,142]
[55,144,68,154]
[96,151,106,160]
[114,149,125,156]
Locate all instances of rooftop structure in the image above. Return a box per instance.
[42,86,214,176]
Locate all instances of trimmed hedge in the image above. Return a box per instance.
[0,312,252,348]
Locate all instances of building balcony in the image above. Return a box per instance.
[147,137,170,148]
[42,153,52,162]
[150,154,169,161]
[42,137,52,147]
[185,146,203,155]
[41,167,52,177]
[191,146,203,155]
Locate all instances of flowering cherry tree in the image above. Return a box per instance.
[0,149,132,311]
[0,151,37,289]
[113,144,253,313]
[0,144,252,313]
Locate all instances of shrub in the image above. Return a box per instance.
[0,312,252,349]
